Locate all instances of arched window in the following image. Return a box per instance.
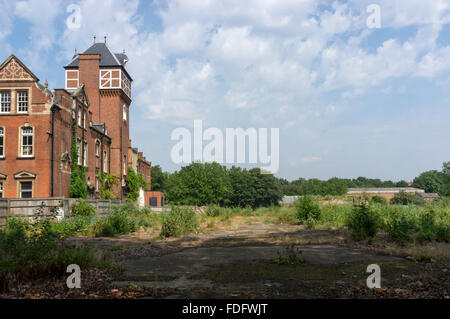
[20,127,33,157]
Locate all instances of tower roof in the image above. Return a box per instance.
[65,42,128,68]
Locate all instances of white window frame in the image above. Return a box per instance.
[99,69,122,89]
[0,127,4,158]
[65,70,79,90]
[121,73,131,98]
[78,108,82,126]
[0,181,3,198]
[20,127,33,157]
[0,91,11,113]
[17,91,28,113]
[20,181,33,198]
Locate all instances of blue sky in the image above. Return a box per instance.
[1,0,449,181]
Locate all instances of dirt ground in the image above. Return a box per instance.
[70,220,450,299]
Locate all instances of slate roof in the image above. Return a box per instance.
[65,43,128,68]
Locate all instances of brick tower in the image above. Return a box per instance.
[65,39,133,198]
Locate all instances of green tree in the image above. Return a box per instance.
[395,180,409,187]
[413,170,444,194]
[165,162,233,206]
[151,164,167,191]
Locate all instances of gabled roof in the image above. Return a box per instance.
[0,54,39,81]
[65,43,128,68]
[71,84,90,108]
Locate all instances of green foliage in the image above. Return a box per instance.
[228,166,282,209]
[50,215,93,236]
[99,173,118,200]
[371,196,387,205]
[205,205,221,217]
[0,218,98,292]
[126,167,148,202]
[160,207,199,238]
[384,209,415,244]
[295,196,321,223]
[346,203,379,241]
[151,164,167,192]
[418,209,438,242]
[93,206,137,237]
[390,191,424,206]
[413,170,445,194]
[272,245,304,265]
[71,199,97,217]
[69,120,88,199]
[165,162,233,206]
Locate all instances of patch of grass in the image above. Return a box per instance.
[160,206,199,238]
[272,245,304,265]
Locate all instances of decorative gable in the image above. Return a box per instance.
[14,170,37,179]
[71,84,90,108]
[0,55,39,82]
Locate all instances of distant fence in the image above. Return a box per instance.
[0,198,123,226]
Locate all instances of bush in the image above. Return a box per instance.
[0,218,98,292]
[384,211,414,244]
[371,196,387,205]
[295,196,321,223]
[93,207,137,237]
[418,209,438,242]
[71,199,97,217]
[390,192,424,206]
[205,205,221,217]
[51,215,93,236]
[160,207,198,238]
[346,203,379,241]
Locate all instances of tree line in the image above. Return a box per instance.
[151,161,450,208]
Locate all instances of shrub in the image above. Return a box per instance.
[390,192,424,206]
[160,207,198,238]
[93,208,137,237]
[71,199,97,217]
[0,218,99,292]
[346,203,379,241]
[384,211,414,244]
[295,196,321,222]
[371,196,387,205]
[205,205,221,217]
[51,215,93,236]
[418,209,438,242]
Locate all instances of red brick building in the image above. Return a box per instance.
[0,41,164,205]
